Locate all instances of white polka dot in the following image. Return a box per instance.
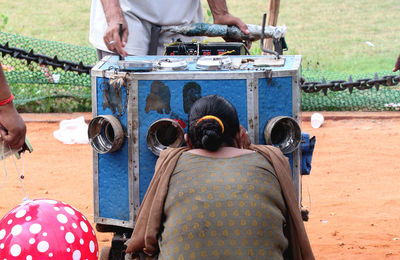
[65,232,75,244]
[15,209,26,218]
[54,207,60,211]
[26,256,32,260]
[0,243,4,249]
[67,248,71,252]
[11,225,23,236]
[49,253,53,257]
[25,216,32,221]
[80,221,88,232]
[29,238,35,245]
[44,200,58,204]
[29,223,42,234]
[92,229,95,235]
[7,219,13,225]
[10,244,21,257]
[43,232,48,237]
[89,240,95,253]
[73,250,81,260]
[72,223,78,229]
[37,241,49,253]
[82,215,87,221]
[0,229,5,240]
[57,214,68,224]
[80,239,84,245]
[64,207,75,215]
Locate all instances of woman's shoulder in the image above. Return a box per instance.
[187,147,255,158]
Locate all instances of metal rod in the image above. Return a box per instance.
[260,13,280,59]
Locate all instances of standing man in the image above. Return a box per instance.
[89,0,249,59]
[0,66,26,150]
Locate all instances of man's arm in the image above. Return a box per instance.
[393,54,400,72]
[207,0,249,35]
[100,0,129,57]
[0,66,26,149]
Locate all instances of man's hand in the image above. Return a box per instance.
[393,54,400,72]
[207,0,250,42]
[101,0,129,57]
[213,13,249,36]
[103,20,129,57]
[0,103,26,150]
[213,13,252,49]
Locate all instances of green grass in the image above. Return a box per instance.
[1,0,399,112]
[1,0,399,75]
[0,0,92,47]
[202,0,400,75]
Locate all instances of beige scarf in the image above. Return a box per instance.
[126,145,314,260]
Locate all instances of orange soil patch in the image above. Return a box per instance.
[0,112,399,259]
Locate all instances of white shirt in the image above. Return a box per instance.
[89,0,204,55]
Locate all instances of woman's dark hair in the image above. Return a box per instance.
[187,95,240,151]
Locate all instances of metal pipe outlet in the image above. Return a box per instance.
[264,116,301,154]
[146,118,185,156]
[88,115,124,154]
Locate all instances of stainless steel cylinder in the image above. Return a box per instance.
[146,118,185,156]
[264,116,301,154]
[88,115,124,154]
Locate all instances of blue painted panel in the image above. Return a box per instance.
[258,77,295,177]
[138,79,247,201]
[96,77,130,220]
[258,77,293,144]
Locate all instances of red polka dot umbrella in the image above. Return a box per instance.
[0,199,98,259]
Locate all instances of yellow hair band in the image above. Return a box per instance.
[195,115,224,133]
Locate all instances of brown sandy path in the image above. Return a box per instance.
[0,111,399,259]
[302,112,400,259]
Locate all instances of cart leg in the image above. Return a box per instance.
[96,224,133,260]
[110,233,129,260]
[301,208,309,221]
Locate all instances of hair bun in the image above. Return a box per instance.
[187,95,240,151]
[201,129,222,151]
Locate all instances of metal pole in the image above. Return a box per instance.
[263,0,280,53]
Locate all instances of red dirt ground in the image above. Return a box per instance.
[0,111,399,259]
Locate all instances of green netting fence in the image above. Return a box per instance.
[1,32,399,112]
[301,69,400,111]
[0,32,96,112]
